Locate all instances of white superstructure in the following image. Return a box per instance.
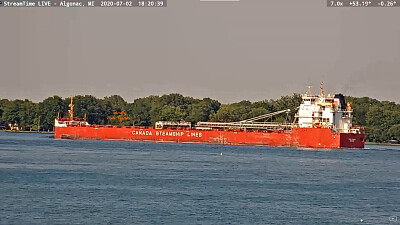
[296,83,360,134]
[54,97,89,128]
[54,119,89,127]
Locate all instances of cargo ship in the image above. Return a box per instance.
[54,85,365,148]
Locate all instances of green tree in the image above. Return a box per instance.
[2,99,38,130]
[187,98,221,123]
[0,99,11,119]
[158,106,187,121]
[2,100,23,127]
[346,96,380,126]
[39,96,67,131]
[388,124,400,141]
[103,95,132,125]
[131,96,160,126]
[70,95,107,125]
[210,101,252,122]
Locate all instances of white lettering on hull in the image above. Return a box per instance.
[187,132,203,138]
[156,131,185,137]
[131,130,153,136]
[131,130,203,138]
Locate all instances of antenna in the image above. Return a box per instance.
[306,86,312,96]
[320,81,324,97]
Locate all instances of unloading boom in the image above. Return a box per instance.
[195,121,293,130]
[195,108,296,130]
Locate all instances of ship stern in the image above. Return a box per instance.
[339,133,365,148]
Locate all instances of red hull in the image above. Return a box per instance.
[55,126,364,148]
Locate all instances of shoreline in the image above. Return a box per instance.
[0,130,54,134]
[365,141,400,146]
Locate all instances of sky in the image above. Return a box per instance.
[1,0,400,103]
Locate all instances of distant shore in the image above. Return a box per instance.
[0,130,54,134]
[365,141,400,146]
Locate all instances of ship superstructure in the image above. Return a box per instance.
[55,97,89,127]
[296,84,360,133]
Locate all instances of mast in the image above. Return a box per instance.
[319,81,324,97]
[68,97,74,121]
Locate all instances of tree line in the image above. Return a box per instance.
[0,93,399,142]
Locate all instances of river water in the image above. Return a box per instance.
[0,132,399,224]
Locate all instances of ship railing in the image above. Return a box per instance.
[195,121,293,130]
[55,119,90,127]
[335,128,362,134]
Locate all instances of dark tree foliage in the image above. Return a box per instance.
[187,98,221,123]
[388,124,400,141]
[1,93,399,143]
[39,96,67,131]
[130,96,159,126]
[103,95,131,126]
[346,96,400,142]
[210,101,253,122]
[2,99,38,130]
[345,96,381,126]
[68,95,108,125]
[0,99,10,119]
